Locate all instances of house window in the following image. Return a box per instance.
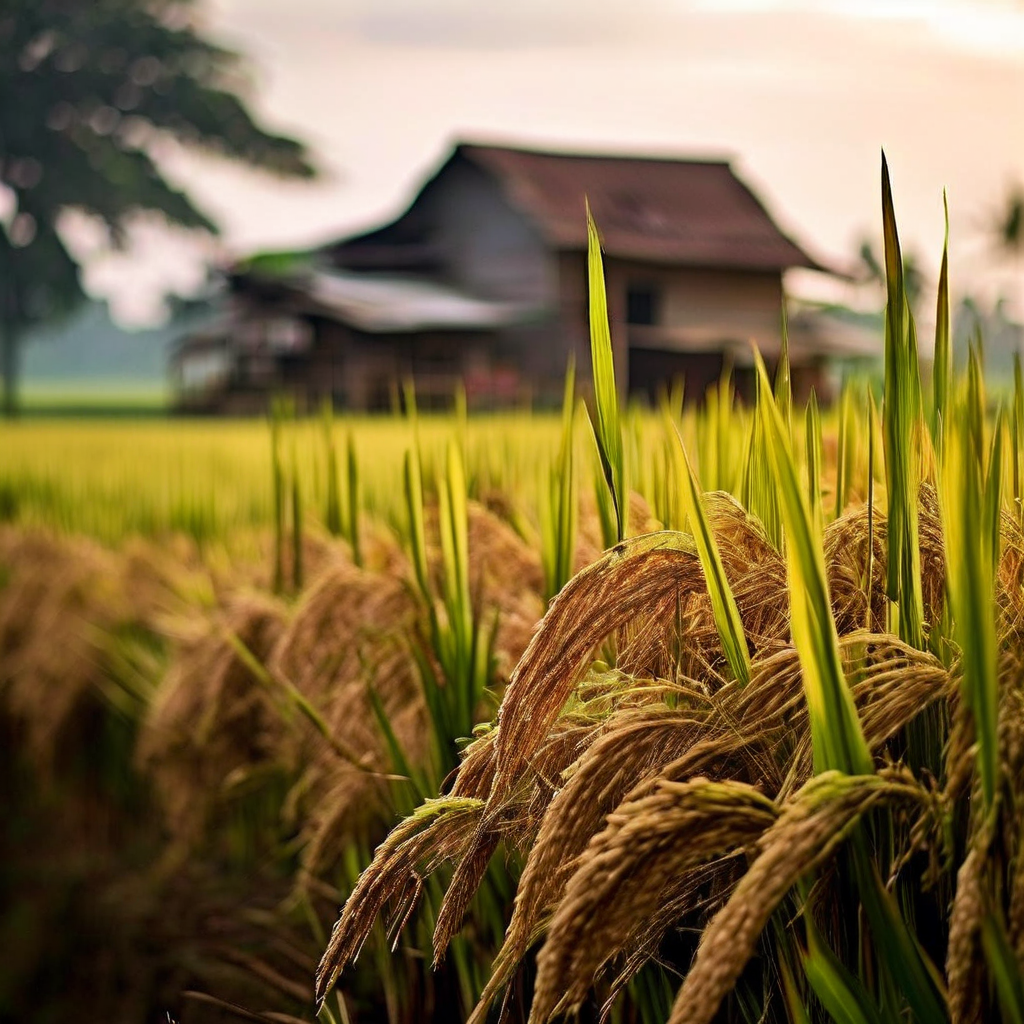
[627,285,660,325]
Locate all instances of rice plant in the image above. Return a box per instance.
[315,155,1024,1024]
[539,358,579,601]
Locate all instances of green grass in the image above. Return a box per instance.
[19,379,171,413]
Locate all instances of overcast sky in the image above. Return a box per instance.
[82,0,1024,324]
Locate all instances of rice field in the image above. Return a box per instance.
[0,414,564,543]
[3,159,1024,1024]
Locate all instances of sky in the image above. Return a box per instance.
[80,0,1024,324]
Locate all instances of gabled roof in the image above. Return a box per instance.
[455,142,821,271]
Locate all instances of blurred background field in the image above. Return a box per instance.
[18,381,171,411]
[0,412,566,542]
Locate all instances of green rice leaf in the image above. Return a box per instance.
[834,383,852,521]
[1013,352,1024,515]
[367,683,418,799]
[865,390,878,631]
[967,341,987,468]
[668,416,751,685]
[346,433,362,567]
[437,440,473,728]
[986,410,1005,569]
[939,409,999,809]
[713,364,737,493]
[440,439,470,621]
[778,948,812,1024]
[554,360,578,595]
[805,390,823,534]
[880,151,925,650]
[322,399,342,537]
[754,351,872,776]
[540,357,578,598]
[291,447,303,592]
[592,431,619,550]
[586,203,626,543]
[852,849,949,1024]
[932,191,951,452]
[744,367,782,550]
[403,447,430,603]
[776,302,793,437]
[269,396,293,595]
[802,921,885,1024]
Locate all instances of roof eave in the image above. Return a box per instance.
[554,243,836,275]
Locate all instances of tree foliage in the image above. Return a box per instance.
[993,184,1023,260]
[0,0,316,413]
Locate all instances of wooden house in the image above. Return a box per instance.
[173,141,873,412]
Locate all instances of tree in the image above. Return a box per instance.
[993,184,1023,258]
[990,183,1023,320]
[0,0,316,415]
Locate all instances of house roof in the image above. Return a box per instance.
[456,143,823,272]
[327,142,828,274]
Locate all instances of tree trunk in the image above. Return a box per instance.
[0,318,16,418]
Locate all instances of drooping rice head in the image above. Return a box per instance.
[0,526,171,777]
[137,590,290,846]
[315,486,1008,1023]
[267,551,427,875]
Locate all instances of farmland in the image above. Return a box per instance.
[3,167,1024,1024]
[0,414,562,543]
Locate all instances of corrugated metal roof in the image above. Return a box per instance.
[457,143,822,271]
[306,270,545,333]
